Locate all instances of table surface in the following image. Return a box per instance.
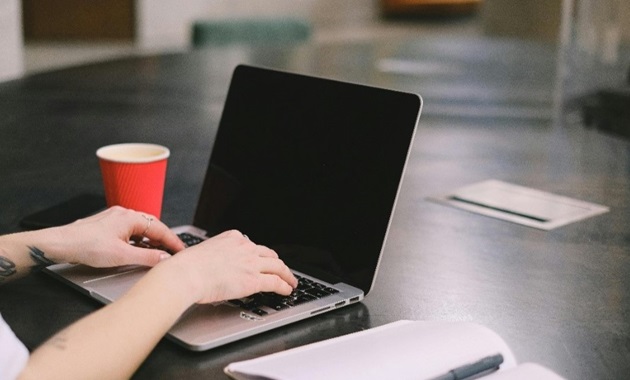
[0,37,628,379]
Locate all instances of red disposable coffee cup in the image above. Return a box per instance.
[96,143,170,219]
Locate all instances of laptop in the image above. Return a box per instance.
[45,64,422,351]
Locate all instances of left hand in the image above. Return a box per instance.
[53,206,186,267]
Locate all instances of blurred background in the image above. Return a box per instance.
[0,0,625,78]
[1,0,629,79]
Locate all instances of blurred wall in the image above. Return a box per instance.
[481,0,630,43]
[136,0,378,49]
[0,0,24,81]
[22,0,134,40]
[136,0,630,50]
[481,0,561,42]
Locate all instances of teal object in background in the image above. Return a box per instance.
[191,18,312,47]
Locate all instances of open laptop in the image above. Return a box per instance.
[45,64,422,351]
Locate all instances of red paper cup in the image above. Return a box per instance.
[96,143,170,219]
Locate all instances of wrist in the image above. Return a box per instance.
[0,228,69,282]
[149,257,207,308]
[21,226,74,264]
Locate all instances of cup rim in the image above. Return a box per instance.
[96,143,170,164]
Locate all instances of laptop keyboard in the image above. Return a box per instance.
[177,233,340,316]
[227,274,340,316]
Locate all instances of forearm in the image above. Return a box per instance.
[0,228,67,283]
[21,262,196,379]
[9,227,295,379]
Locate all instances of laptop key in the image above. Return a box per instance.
[178,233,204,247]
[304,287,331,298]
[227,299,246,307]
[250,308,268,316]
[242,300,262,310]
[287,294,317,306]
[257,293,290,310]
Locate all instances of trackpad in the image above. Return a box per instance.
[83,267,148,302]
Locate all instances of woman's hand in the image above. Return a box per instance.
[53,206,186,267]
[160,230,298,305]
[0,206,186,283]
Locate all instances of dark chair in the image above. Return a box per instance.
[191,18,312,48]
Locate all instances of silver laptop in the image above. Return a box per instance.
[46,64,422,351]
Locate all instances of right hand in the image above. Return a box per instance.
[162,230,297,304]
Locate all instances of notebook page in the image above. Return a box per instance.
[224,320,517,380]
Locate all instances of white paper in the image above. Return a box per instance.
[225,320,517,380]
[429,180,609,230]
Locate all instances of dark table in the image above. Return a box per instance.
[0,37,628,379]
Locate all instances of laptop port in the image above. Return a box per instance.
[310,306,331,315]
[335,301,346,308]
[349,296,360,303]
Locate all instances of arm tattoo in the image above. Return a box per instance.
[47,333,69,351]
[28,245,55,272]
[0,256,17,281]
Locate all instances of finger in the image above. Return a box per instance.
[129,212,157,237]
[259,258,297,288]
[255,245,279,259]
[258,274,294,295]
[114,243,167,267]
[133,214,186,253]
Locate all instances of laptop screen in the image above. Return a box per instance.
[194,65,421,294]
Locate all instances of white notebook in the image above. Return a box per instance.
[224,320,564,380]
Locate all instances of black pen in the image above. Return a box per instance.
[428,354,504,380]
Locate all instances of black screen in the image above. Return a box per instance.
[194,65,421,294]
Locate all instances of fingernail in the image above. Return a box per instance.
[159,253,171,261]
